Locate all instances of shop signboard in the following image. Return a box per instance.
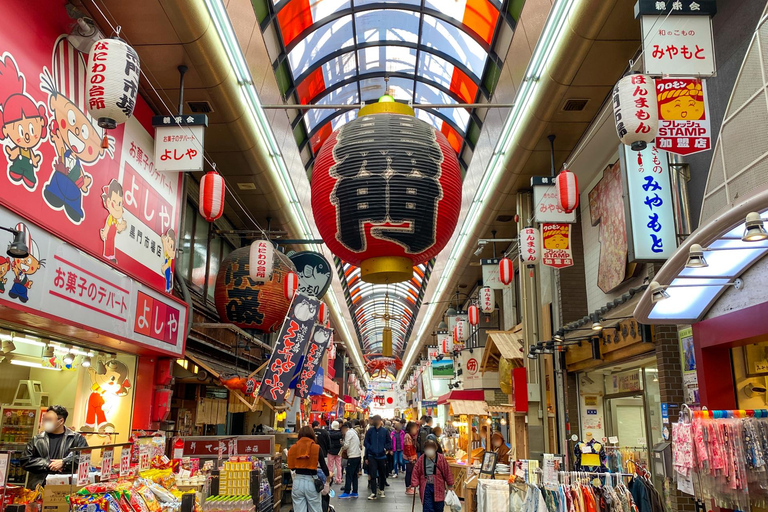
[152,115,207,173]
[258,293,320,405]
[431,358,454,379]
[462,348,482,388]
[438,333,452,354]
[481,258,504,289]
[295,325,333,399]
[609,370,643,394]
[0,4,184,298]
[101,448,114,480]
[655,78,711,155]
[620,143,677,261]
[77,450,91,486]
[120,448,130,477]
[641,15,715,77]
[289,251,333,299]
[541,223,574,269]
[635,0,716,16]
[531,177,577,224]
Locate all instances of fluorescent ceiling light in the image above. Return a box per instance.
[11,359,61,371]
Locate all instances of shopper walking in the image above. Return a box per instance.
[391,421,406,478]
[327,421,344,485]
[416,415,433,457]
[288,426,330,512]
[338,422,361,499]
[363,415,392,500]
[403,421,419,495]
[313,420,331,457]
[411,439,454,512]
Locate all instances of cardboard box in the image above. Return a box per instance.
[42,484,81,512]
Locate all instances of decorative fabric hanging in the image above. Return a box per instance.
[613,73,658,151]
[499,257,514,285]
[519,227,540,265]
[478,286,495,313]
[283,271,299,300]
[556,169,579,213]
[467,305,479,326]
[199,169,225,222]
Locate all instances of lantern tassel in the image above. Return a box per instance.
[101,134,109,149]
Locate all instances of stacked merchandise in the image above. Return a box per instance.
[67,472,200,512]
[219,461,251,495]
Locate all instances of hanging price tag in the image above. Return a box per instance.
[139,444,150,471]
[101,448,114,480]
[120,447,131,477]
[77,450,91,486]
[228,439,235,457]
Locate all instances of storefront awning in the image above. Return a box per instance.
[635,189,768,324]
[481,330,525,373]
[324,375,339,396]
[449,400,489,416]
[185,351,255,380]
[437,389,484,405]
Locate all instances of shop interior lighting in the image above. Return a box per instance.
[0,226,29,258]
[81,356,92,368]
[203,0,366,383]
[500,417,507,425]
[62,346,74,365]
[743,212,768,242]
[400,0,576,383]
[1,337,15,354]
[437,321,448,331]
[650,279,743,303]
[591,315,603,331]
[10,358,61,371]
[42,345,54,358]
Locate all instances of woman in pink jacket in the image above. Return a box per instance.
[410,438,454,512]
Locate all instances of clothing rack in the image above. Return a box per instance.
[695,408,768,419]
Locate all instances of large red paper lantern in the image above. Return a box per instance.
[556,169,579,214]
[311,100,462,284]
[499,257,514,285]
[199,171,225,222]
[214,248,295,332]
[467,305,479,326]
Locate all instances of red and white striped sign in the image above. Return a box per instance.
[556,169,579,214]
[283,271,299,300]
[499,257,514,285]
[199,171,225,222]
[467,304,479,326]
[478,286,495,314]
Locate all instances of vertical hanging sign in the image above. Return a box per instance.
[295,325,333,399]
[541,223,574,269]
[655,78,711,155]
[152,115,208,172]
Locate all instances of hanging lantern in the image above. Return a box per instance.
[318,301,329,324]
[613,74,658,151]
[199,170,225,222]
[85,38,140,138]
[520,227,540,265]
[454,319,468,342]
[382,327,393,357]
[284,271,299,300]
[249,240,275,284]
[311,98,462,284]
[467,305,479,326]
[499,257,514,285]
[556,169,579,214]
[478,286,495,314]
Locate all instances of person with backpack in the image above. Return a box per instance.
[410,438,454,512]
[327,421,344,485]
[416,415,433,456]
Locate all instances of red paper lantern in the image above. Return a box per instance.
[478,286,495,314]
[499,257,514,285]
[467,305,479,326]
[284,271,299,300]
[199,171,225,222]
[454,320,468,342]
[556,169,579,214]
[318,301,329,324]
[311,101,462,284]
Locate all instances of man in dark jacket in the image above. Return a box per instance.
[21,405,88,488]
[363,415,392,500]
[416,415,433,456]
[312,420,332,457]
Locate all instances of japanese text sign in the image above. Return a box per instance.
[295,325,333,399]
[258,293,320,404]
[532,178,577,223]
[481,258,504,290]
[541,223,574,269]
[77,450,91,486]
[642,15,715,76]
[249,240,275,284]
[120,447,130,477]
[101,448,114,480]
[620,143,677,261]
[138,444,150,471]
[635,1,717,18]
[655,78,711,155]
[152,115,207,172]
[438,333,453,354]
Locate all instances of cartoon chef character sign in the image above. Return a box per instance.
[293,298,318,323]
[81,356,131,435]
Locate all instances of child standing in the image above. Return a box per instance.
[410,439,454,512]
[391,421,406,478]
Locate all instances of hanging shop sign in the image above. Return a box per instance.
[619,143,677,261]
[635,0,716,16]
[258,293,320,404]
[519,227,540,265]
[288,251,333,298]
[531,177,576,223]
[481,258,504,289]
[613,74,658,151]
[641,15,715,77]
[311,107,462,284]
[541,223,574,269]
[478,286,495,314]
[438,332,453,354]
[427,347,440,360]
[655,78,711,155]
[461,348,484,389]
[431,357,454,379]
[454,319,468,342]
[295,325,333,399]
[0,207,187,355]
[0,13,184,298]
[249,240,275,284]
[152,115,207,172]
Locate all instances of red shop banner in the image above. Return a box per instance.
[655,78,712,156]
[0,0,183,297]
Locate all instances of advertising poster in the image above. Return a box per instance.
[678,326,699,404]
[295,325,332,399]
[431,358,454,378]
[541,223,574,269]
[655,78,711,156]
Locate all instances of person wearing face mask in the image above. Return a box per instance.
[490,431,510,465]
[21,405,88,488]
[410,439,454,512]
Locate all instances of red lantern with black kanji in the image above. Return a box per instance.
[556,169,579,214]
[284,271,299,300]
[499,257,514,285]
[311,100,462,284]
[199,171,225,222]
[467,305,479,326]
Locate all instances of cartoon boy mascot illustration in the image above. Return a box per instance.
[82,357,132,434]
[39,37,114,224]
[658,81,705,121]
[8,223,43,304]
[100,179,127,261]
[160,229,175,293]
[0,54,48,190]
[0,257,10,293]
